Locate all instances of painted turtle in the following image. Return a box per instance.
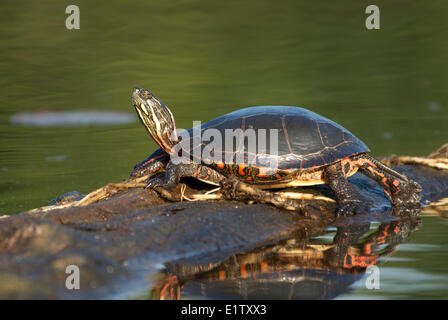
[130,87,421,215]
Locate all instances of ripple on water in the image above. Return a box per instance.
[10,110,136,127]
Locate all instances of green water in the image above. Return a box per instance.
[0,0,447,299]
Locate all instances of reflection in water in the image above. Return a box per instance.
[152,214,421,299]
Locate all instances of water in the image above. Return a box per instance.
[1,0,447,299]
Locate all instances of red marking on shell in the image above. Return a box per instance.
[238,164,246,176]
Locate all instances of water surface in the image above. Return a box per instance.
[0,0,447,299]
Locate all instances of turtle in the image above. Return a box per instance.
[130,87,422,215]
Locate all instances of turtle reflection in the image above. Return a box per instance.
[152,213,421,300]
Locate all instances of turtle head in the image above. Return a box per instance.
[132,87,178,152]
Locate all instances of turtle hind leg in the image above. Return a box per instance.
[324,162,364,216]
[354,154,422,207]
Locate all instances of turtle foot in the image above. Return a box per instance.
[146,175,177,191]
[219,176,249,200]
[391,180,422,207]
[336,199,367,216]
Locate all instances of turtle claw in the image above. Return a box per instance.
[336,200,365,216]
[146,175,178,191]
[336,206,356,217]
[146,176,165,189]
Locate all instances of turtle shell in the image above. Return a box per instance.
[180,106,369,170]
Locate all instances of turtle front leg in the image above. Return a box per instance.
[354,154,422,207]
[131,148,170,178]
[147,161,225,190]
[324,162,364,216]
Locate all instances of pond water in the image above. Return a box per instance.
[0,0,447,299]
